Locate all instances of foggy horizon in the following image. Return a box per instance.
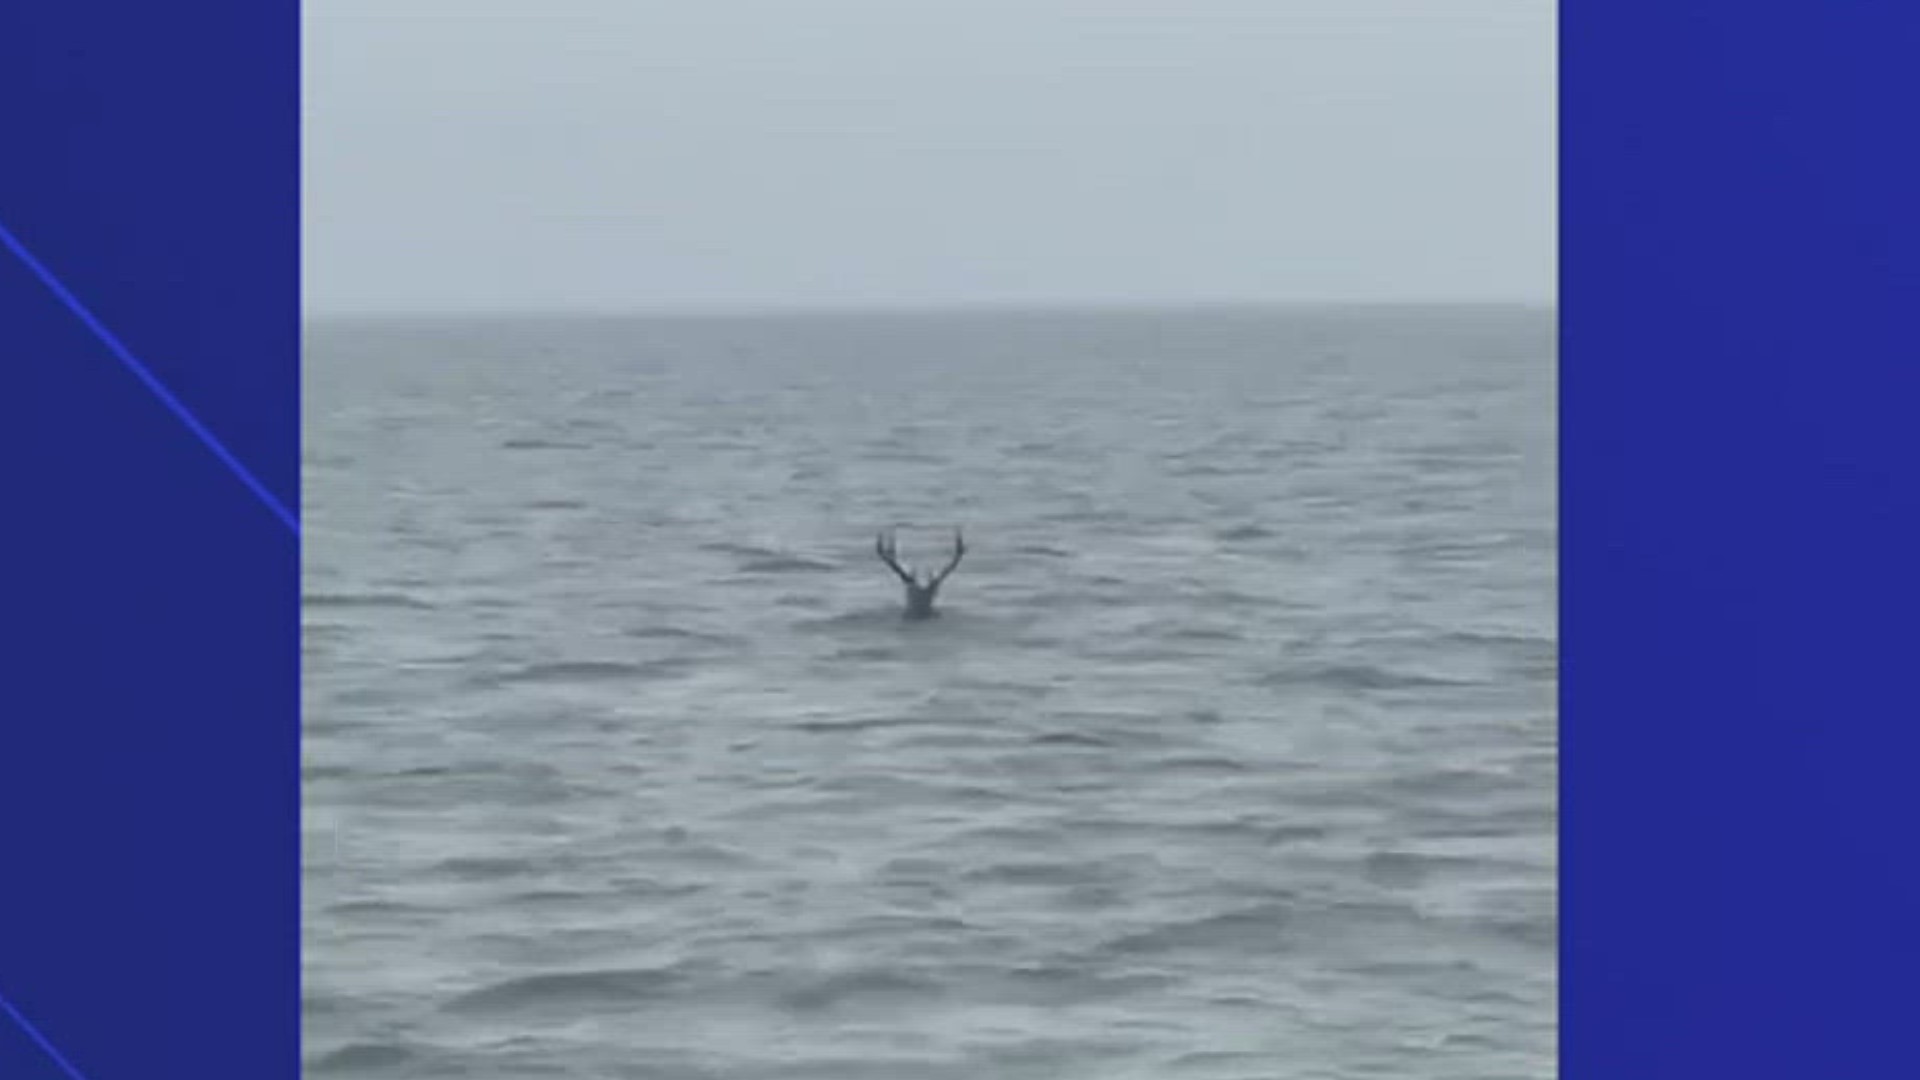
[305,1,1554,316]
[303,295,1558,326]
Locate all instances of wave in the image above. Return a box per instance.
[791,609,911,633]
[1259,663,1480,691]
[1151,754,1254,774]
[702,539,837,573]
[1264,824,1332,845]
[446,963,957,1021]
[320,899,438,919]
[1100,901,1294,956]
[1029,730,1112,748]
[1361,848,1542,889]
[823,644,902,662]
[962,860,1110,888]
[1440,629,1556,650]
[1385,765,1523,800]
[739,554,838,574]
[620,624,736,645]
[499,437,590,451]
[793,715,915,734]
[1168,462,1250,478]
[444,967,687,1015]
[774,969,944,1013]
[1442,629,1558,678]
[433,855,539,880]
[1361,850,1447,887]
[978,964,1175,1006]
[307,1041,422,1074]
[304,591,434,611]
[1165,625,1246,642]
[481,659,691,686]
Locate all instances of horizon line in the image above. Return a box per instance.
[304,296,1558,324]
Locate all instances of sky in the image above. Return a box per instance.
[304,0,1554,315]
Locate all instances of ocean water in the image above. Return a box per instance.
[302,306,1557,1079]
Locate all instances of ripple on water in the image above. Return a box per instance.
[305,591,437,611]
[1257,662,1482,692]
[474,658,695,687]
[739,554,840,574]
[443,967,689,1016]
[307,1041,424,1075]
[1099,902,1295,958]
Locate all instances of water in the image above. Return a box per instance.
[303,306,1556,1079]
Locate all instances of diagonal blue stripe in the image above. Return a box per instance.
[0,990,94,1080]
[0,216,300,536]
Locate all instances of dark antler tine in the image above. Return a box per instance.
[875,526,915,584]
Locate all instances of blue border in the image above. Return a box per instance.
[1564,1,1920,1074]
[3,3,299,1078]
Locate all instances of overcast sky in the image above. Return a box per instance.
[304,0,1553,315]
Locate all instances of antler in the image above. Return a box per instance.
[875,528,915,583]
[931,527,966,585]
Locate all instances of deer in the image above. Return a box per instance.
[874,527,965,620]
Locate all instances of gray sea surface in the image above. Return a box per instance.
[303,306,1557,1079]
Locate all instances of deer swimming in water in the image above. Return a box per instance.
[875,527,965,620]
